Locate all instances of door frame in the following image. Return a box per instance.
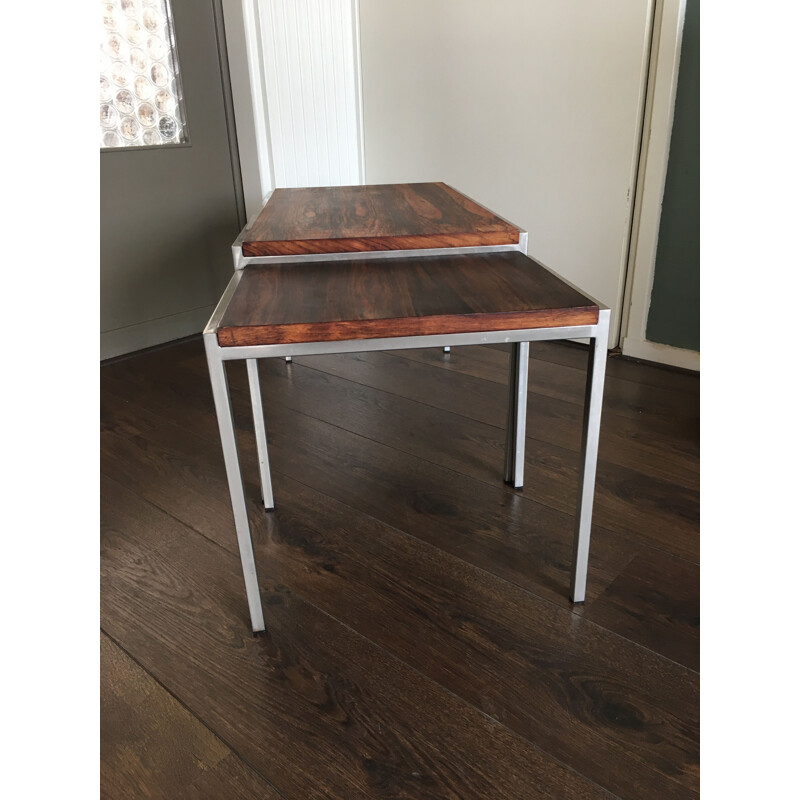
[620,0,699,370]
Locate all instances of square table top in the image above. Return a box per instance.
[216,250,599,347]
[240,182,522,257]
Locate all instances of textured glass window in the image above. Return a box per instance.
[100,0,189,149]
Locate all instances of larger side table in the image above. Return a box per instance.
[205,184,609,633]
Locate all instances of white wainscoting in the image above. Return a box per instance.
[222,0,364,211]
[258,0,363,188]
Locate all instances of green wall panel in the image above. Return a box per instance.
[646,0,699,352]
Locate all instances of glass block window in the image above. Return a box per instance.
[100,0,189,149]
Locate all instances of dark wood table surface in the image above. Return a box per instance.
[217,251,599,347]
[241,182,522,257]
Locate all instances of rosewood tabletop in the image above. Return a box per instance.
[238,182,523,258]
[216,251,599,347]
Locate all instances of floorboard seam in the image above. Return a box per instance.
[482,343,700,389]
[149,350,701,482]
[101,466,699,680]
[101,518,629,800]
[101,340,699,797]
[102,378,700,568]
[100,379,701,656]
[100,627,294,800]
[284,358,700,479]
[297,351,700,427]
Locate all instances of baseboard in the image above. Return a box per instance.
[621,337,699,371]
[101,305,215,361]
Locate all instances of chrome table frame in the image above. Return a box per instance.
[204,268,610,633]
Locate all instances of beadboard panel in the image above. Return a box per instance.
[258,0,363,188]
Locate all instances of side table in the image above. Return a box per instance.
[205,184,609,633]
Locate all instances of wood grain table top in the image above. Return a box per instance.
[216,251,599,347]
[240,183,522,257]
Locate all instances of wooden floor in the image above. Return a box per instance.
[100,337,699,799]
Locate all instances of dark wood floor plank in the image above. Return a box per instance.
[108,337,699,492]
[100,394,237,555]
[252,478,699,798]
[182,754,287,800]
[487,341,701,395]
[109,345,698,561]
[102,336,201,372]
[100,377,632,609]
[584,553,700,672]
[519,438,699,562]
[101,473,185,578]
[100,407,698,798]
[388,342,700,440]
[247,357,699,562]
[104,360,697,602]
[153,340,699,502]
[296,348,699,440]
[102,502,613,800]
[101,336,699,799]
[100,633,283,800]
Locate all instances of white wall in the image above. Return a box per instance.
[359,0,654,346]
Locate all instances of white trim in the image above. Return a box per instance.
[621,339,699,372]
[607,0,657,350]
[220,0,274,217]
[621,0,689,364]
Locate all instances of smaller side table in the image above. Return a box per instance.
[204,247,609,633]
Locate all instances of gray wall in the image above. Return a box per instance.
[100,0,243,361]
[646,0,699,351]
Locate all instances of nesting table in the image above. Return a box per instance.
[204,183,610,633]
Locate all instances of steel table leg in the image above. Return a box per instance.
[504,341,530,488]
[570,309,610,603]
[204,336,265,633]
[246,359,274,510]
